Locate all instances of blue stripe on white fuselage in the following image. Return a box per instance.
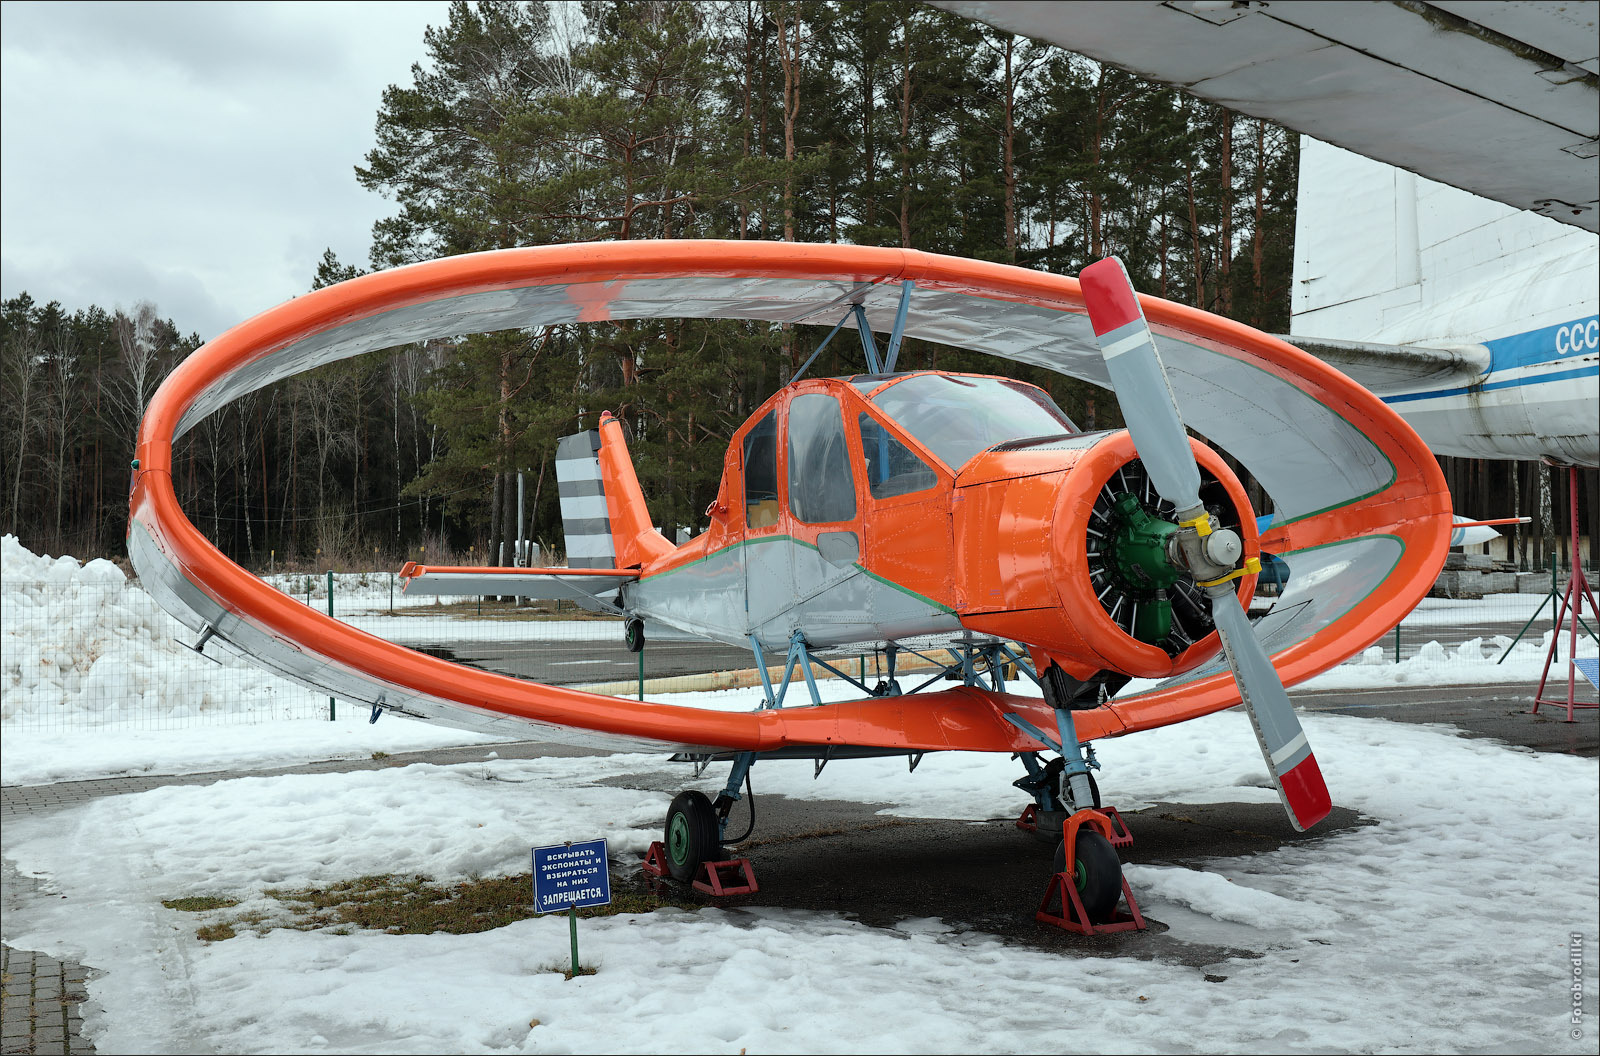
[1383,363,1598,404]
[1485,316,1599,372]
[1381,315,1598,405]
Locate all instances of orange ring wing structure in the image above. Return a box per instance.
[129,241,1450,753]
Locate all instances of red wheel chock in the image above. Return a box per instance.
[1036,870,1147,935]
[641,841,758,896]
[693,858,759,896]
[1016,803,1134,847]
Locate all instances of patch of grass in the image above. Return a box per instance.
[162,895,239,912]
[249,872,700,938]
[195,923,236,942]
[371,751,391,760]
[560,966,598,981]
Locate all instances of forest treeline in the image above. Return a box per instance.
[5,0,1580,572]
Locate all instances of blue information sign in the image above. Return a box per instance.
[532,839,611,914]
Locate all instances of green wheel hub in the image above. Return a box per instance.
[668,813,691,864]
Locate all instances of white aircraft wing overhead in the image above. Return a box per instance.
[934,0,1600,232]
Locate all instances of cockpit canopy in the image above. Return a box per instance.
[737,371,1079,532]
[852,372,1078,472]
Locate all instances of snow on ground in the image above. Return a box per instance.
[4,710,1594,1054]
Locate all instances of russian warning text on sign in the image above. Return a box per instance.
[532,839,611,914]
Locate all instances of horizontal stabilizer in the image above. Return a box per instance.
[1274,335,1490,396]
[398,563,634,610]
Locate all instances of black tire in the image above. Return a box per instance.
[624,618,645,653]
[664,790,719,883]
[1053,830,1122,924]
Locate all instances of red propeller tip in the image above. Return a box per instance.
[1080,258,1145,337]
[1279,753,1333,831]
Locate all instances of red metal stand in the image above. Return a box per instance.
[1015,803,1134,848]
[642,841,670,878]
[1532,467,1599,722]
[694,859,759,896]
[640,841,758,896]
[1036,871,1147,935]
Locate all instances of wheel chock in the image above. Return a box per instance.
[641,841,670,878]
[1036,872,1147,935]
[1019,803,1134,845]
[1102,805,1134,848]
[693,858,759,896]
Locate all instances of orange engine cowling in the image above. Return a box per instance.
[952,429,1259,681]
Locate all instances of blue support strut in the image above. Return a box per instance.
[882,280,914,373]
[749,634,779,709]
[851,304,882,373]
[1053,707,1097,810]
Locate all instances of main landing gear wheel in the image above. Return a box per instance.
[665,790,720,883]
[1054,830,1122,924]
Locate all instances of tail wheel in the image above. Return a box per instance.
[665,790,719,883]
[1053,830,1122,924]
[624,618,645,653]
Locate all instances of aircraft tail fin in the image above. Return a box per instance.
[556,414,673,571]
[555,430,617,569]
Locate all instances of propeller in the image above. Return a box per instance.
[1079,257,1332,832]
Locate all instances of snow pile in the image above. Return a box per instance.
[0,535,317,727]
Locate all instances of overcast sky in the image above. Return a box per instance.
[1,0,452,339]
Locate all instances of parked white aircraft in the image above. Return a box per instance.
[1285,140,1598,468]
[939,0,1600,468]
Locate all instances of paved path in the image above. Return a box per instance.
[2,680,1593,1053]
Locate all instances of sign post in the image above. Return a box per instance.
[531,838,610,977]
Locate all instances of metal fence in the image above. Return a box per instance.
[2,562,1592,735]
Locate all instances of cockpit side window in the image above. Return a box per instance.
[858,413,937,499]
[786,394,857,525]
[743,411,779,529]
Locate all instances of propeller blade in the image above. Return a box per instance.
[1210,590,1332,831]
[1082,255,1331,832]
[1079,257,1203,514]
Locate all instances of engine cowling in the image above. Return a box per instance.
[952,429,1259,680]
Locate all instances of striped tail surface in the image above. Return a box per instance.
[556,431,616,569]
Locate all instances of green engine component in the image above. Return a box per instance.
[1133,597,1174,644]
[1106,492,1183,591]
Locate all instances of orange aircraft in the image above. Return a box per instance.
[128,242,1451,922]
